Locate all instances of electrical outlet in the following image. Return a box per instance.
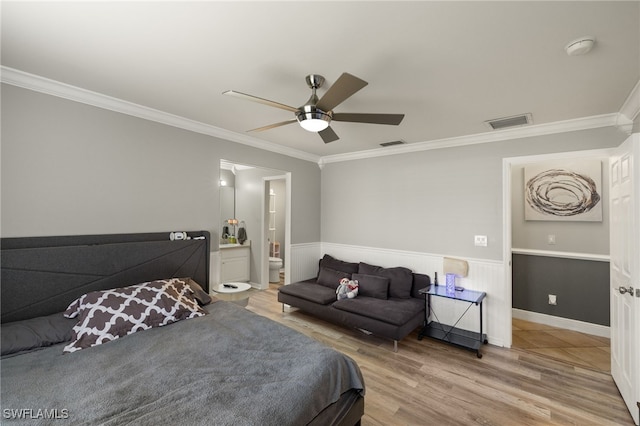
[474,235,488,247]
[547,234,556,245]
[548,294,557,305]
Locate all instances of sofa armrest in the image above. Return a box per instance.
[411,273,431,298]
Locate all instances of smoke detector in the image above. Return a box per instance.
[565,36,596,56]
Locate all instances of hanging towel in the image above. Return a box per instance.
[237,224,247,244]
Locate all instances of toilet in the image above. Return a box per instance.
[269,257,283,283]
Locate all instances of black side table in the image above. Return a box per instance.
[418,285,488,358]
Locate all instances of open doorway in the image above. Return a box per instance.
[503,148,613,367]
[219,160,291,290]
[263,174,291,289]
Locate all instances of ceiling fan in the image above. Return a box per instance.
[223,73,405,143]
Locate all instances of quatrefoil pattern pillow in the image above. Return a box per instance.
[63,278,206,353]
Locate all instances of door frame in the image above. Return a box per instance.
[261,173,291,290]
[501,147,615,348]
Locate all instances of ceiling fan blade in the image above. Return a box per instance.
[223,90,299,113]
[316,73,368,111]
[318,126,339,143]
[332,112,405,125]
[248,119,297,132]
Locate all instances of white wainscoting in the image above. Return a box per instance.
[512,248,610,262]
[285,243,614,347]
[209,251,220,289]
[288,243,510,347]
[289,242,322,283]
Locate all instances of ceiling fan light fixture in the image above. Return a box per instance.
[297,111,331,132]
[224,72,404,142]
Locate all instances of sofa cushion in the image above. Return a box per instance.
[278,282,337,305]
[332,297,424,326]
[353,273,389,299]
[317,267,352,290]
[319,254,359,275]
[358,263,413,299]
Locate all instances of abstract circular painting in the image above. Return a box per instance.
[524,160,602,221]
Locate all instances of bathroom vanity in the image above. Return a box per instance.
[219,241,250,283]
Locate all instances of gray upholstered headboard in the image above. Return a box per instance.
[1,231,210,323]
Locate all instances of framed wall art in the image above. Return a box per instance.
[524,159,602,222]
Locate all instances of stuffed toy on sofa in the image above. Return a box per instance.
[336,278,359,300]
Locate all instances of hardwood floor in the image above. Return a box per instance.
[512,318,611,373]
[246,284,633,425]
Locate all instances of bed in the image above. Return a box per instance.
[1,231,365,425]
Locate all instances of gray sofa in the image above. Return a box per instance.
[277,254,431,351]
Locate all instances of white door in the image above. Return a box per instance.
[610,133,639,425]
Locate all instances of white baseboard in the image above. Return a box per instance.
[512,308,610,338]
[249,281,264,290]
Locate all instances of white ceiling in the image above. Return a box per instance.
[2,1,639,160]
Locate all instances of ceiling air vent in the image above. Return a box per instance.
[380,140,406,147]
[485,113,533,130]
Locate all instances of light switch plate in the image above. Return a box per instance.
[474,235,488,247]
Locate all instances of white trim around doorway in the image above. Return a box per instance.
[502,147,616,348]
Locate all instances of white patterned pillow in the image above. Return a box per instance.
[63,278,206,353]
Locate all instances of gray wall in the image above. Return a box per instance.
[2,82,629,327]
[509,153,611,324]
[321,127,624,261]
[235,167,279,247]
[269,179,287,265]
[234,167,285,283]
[1,84,321,248]
[511,157,610,254]
[512,254,610,325]
[219,169,236,188]
[219,168,236,233]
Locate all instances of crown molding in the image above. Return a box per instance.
[3,66,635,168]
[319,112,625,165]
[0,66,321,164]
[619,78,640,123]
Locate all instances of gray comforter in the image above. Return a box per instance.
[1,301,365,425]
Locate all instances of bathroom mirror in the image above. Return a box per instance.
[220,162,237,240]
[220,186,235,234]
